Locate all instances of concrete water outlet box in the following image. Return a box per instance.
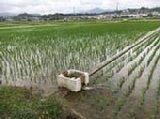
[57,69,89,92]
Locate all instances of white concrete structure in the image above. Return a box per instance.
[57,69,89,92]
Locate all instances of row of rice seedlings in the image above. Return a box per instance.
[102,53,128,75]
[126,37,157,76]
[97,51,130,84]
[136,65,145,78]
[147,39,160,66]
[118,54,146,93]
[109,34,159,118]
[112,61,145,116]
[128,60,139,76]
[128,53,135,62]
[92,58,122,84]
[109,39,153,91]
[136,39,160,106]
[140,47,160,106]
[112,63,146,118]
[101,36,148,76]
[115,62,125,73]
[147,50,160,90]
[140,87,146,106]
[125,64,145,97]
[126,78,136,97]
[128,58,140,76]
[109,32,160,118]
[137,34,158,52]
[99,51,129,83]
[132,33,158,53]
[91,68,115,85]
[113,39,150,76]
[127,35,159,66]
[154,77,160,118]
[136,46,144,55]
[122,34,153,62]
[115,64,146,118]
[117,77,126,89]
[112,50,142,113]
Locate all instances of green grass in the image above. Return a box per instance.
[0,86,62,119]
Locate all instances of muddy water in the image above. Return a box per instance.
[59,86,118,119]
[1,75,58,96]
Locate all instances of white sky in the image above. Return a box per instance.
[0,0,160,14]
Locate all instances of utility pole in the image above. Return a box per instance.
[73,7,76,14]
[116,2,119,11]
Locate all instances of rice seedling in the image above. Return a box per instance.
[113,98,126,118]
[126,78,136,97]
[139,47,160,107]
[0,21,160,119]
[128,62,138,76]
[140,87,147,105]
[147,39,160,66]
[154,77,160,118]
[136,65,145,78]
[117,77,126,89]
[147,51,160,90]
[115,62,125,73]
[0,22,159,87]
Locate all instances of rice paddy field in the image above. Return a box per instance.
[0,20,160,119]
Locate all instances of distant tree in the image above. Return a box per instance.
[0,17,5,22]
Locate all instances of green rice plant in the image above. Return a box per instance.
[113,98,126,118]
[117,77,126,89]
[147,40,160,66]
[115,62,125,73]
[128,52,146,76]
[137,65,145,78]
[139,48,160,106]
[154,77,160,119]
[128,62,138,76]
[125,64,144,97]
[147,51,160,90]
[140,87,147,105]
[0,21,160,90]
[126,78,136,97]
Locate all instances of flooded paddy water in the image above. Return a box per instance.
[56,28,160,119]
[0,22,160,119]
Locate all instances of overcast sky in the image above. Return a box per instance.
[0,0,160,14]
